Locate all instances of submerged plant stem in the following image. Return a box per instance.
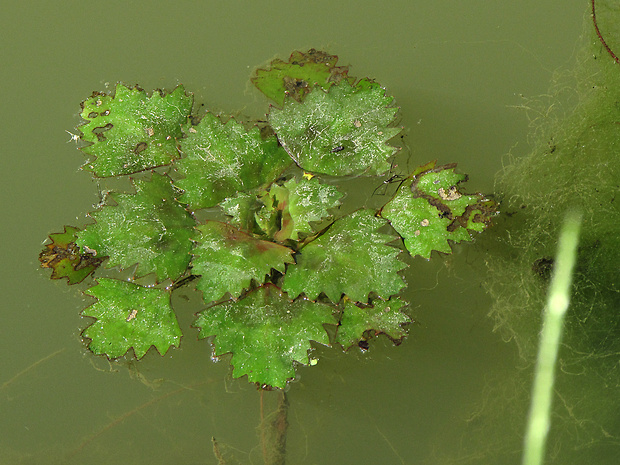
[212,436,227,465]
[522,210,582,465]
[66,379,216,460]
[1,348,65,391]
[591,0,619,64]
[259,390,289,465]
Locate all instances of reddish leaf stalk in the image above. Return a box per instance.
[592,0,619,64]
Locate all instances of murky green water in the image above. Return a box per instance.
[2,1,613,464]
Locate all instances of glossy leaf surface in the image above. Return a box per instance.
[336,298,410,350]
[41,50,499,389]
[380,162,495,258]
[83,278,181,359]
[79,84,192,177]
[282,209,406,303]
[76,173,195,282]
[219,191,264,234]
[255,177,343,241]
[175,114,292,210]
[194,285,336,388]
[192,221,295,304]
[269,79,401,176]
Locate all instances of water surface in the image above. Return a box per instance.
[0,1,599,464]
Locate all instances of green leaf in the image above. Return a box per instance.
[271,177,343,241]
[192,221,295,304]
[251,49,353,106]
[379,162,496,258]
[39,226,105,284]
[282,209,406,303]
[253,187,280,238]
[252,176,343,242]
[83,278,181,359]
[336,297,411,350]
[269,79,401,176]
[174,114,293,210]
[194,284,336,389]
[78,84,192,177]
[219,191,265,234]
[76,173,195,282]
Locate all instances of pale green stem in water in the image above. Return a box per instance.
[522,209,582,465]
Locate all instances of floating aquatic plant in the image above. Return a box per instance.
[39,49,495,389]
